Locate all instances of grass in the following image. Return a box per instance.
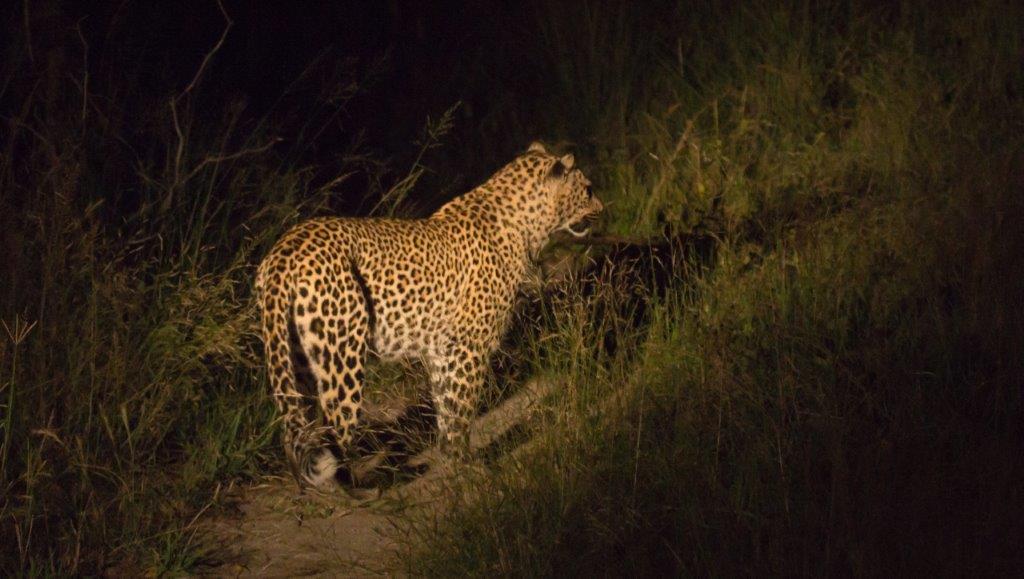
[0,12,385,570]
[2,0,1022,575]
[390,1,1024,576]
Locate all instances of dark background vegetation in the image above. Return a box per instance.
[2,0,1022,575]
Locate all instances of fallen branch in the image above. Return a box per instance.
[559,233,663,247]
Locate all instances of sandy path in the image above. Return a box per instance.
[201,379,553,577]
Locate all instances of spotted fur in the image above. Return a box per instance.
[255,142,602,487]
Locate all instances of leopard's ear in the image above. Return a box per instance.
[527,141,547,154]
[548,156,573,180]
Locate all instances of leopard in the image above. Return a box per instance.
[255,142,603,488]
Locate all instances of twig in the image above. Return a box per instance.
[167,0,233,208]
[641,119,694,227]
[2,115,57,165]
[22,0,34,65]
[178,0,233,98]
[370,101,461,217]
[76,18,89,124]
[652,119,693,196]
[179,138,282,185]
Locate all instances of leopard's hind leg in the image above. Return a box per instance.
[291,259,370,486]
[257,257,317,486]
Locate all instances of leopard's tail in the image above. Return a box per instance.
[256,261,342,488]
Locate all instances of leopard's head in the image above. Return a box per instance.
[525,141,604,240]
[467,142,603,257]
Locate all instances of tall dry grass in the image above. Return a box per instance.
[1,0,1021,575]
[394,1,1024,575]
[0,6,399,572]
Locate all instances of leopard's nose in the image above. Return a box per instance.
[591,197,604,213]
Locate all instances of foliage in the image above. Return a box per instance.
[393,0,1024,576]
[1,0,1021,574]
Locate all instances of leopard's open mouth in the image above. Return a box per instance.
[558,212,600,238]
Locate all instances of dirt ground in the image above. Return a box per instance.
[203,481,401,576]
[200,379,553,577]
